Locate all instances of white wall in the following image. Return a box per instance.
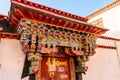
[86,4,120,79]
[83,48,120,80]
[97,38,116,47]
[88,5,120,38]
[0,38,25,80]
[88,5,120,31]
[0,38,120,80]
[82,38,120,80]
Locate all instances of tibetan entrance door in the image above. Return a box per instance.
[41,57,71,80]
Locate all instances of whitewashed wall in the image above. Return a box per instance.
[0,38,25,80]
[0,38,120,80]
[87,5,120,38]
[97,38,116,47]
[85,5,120,80]
[83,38,120,80]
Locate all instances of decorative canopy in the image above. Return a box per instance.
[18,18,98,56]
[18,18,99,79]
[9,0,108,34]
[0,14,7,20]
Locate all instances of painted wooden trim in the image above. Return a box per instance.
[11,0,88,22]
[0,14,8,20]
[100,36,120,41]
[0,32,117,50]
[0,27,3,31]
[97,45,116,49]
[1,32,19,39]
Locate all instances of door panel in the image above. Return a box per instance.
[41,57,70,80]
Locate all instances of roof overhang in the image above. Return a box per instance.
[0,14,8,20]
[8,0,109,35]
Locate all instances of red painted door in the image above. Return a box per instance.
[41,57,70,80]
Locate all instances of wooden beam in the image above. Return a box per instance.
[0,27,3,31]
[74,24,80,29]
[10,19,18,26]
[63,21,69,27]
[68,23,74,28]
[50,17,56,24]
[28,11,35,20]
[82,26,89,31]
[57,19,63,26]
[44,16,50,23]
[72,24,77,28]
[38,14,43,21]
[12,15,20,22]
[15,8,25,18]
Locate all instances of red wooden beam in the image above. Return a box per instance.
[11,19,18,25]
[71,23,76,28]
[38,14,43,21]
[74,24,80,29]
[28,11,35,20]
[12,15,20,22]
[50,17,56,24]
[0,27,3,31]
[83,26,89,31]
[57,19,63,26]
[34,13,39,21]
[1,32,19,39]
[63,21,69,27]
[44,16,50,23]
[15,8,26,18]
[79,25,85,30]
[67,23,73,28]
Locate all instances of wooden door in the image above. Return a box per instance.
[41,57,71,80]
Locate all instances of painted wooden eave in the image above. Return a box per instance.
[8,0,108,35]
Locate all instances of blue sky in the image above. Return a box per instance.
[0,0,114,17]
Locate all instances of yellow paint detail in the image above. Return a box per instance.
[56,61,67,66]
[60,74,68,79]
[49,72,55,78]
[46,58,67,67]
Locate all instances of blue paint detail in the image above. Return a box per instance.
[55,40,61,45]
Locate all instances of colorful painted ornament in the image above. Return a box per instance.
[22,42,30,53]
[31,31,37,43]
[30,44,36,52]
[27,53,34,61]
[21,31,27,43]
[37,44,42,53]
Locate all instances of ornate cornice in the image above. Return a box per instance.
[0,32,118,50]
[11,0,88,22]
[0,14,8,20]
[9,0,108,34]
[1,32,19,39]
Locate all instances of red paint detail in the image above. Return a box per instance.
[97,45,116,49]
[15,8,25,18]
[100,36,120,41]
[0,14,8,20]
[1,32,19,39]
